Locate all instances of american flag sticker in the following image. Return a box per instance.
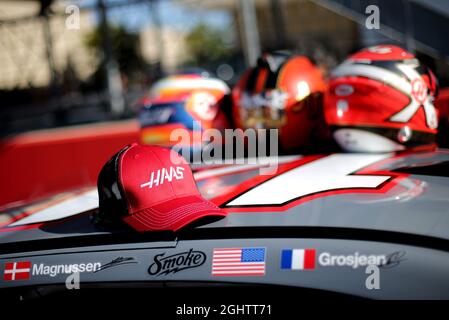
[281,249,316,270]
[3,261,31,281]
[212,247,266,276]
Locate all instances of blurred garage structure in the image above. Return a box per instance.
[0,0,448,136]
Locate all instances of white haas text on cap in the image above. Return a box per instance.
[140,166,185,189]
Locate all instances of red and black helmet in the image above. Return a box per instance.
[324,45,439,152]
[232,51,328,151]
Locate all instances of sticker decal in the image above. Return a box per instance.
[279,249,405,271]
[212,247,266,277]
[32,262,101,277]
[94,257,138,273]
[3,261,31,281]
[3,261,102,280]
[281,249,316,270]
[148,249,206,276]
[319,252,387,269]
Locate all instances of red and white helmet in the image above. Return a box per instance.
[324,45,439,152]
[232,51,327,151]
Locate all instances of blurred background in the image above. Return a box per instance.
[1,0,448,135]
[1,0,449,213]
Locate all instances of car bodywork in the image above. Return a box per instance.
[1,150,449,299]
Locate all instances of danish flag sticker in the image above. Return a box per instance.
[3,261,31,281]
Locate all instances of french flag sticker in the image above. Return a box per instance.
[281,249,316,270]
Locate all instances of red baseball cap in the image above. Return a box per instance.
[97,143,227,232]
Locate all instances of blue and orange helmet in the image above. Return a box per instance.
[139,73,231,148]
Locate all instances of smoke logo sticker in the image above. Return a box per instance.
[148,249,206,276]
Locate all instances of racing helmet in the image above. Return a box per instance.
[232,51,327,151]
[139,73,231,147]
[324,45,439,153]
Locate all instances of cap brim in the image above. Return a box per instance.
[122,195,227,232]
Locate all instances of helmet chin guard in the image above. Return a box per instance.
[333,128,405,153]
